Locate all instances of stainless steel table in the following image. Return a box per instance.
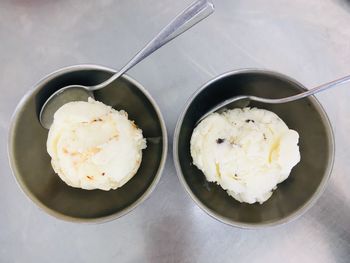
[1,0,349,262]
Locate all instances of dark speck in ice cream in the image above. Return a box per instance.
[216,138,225,144]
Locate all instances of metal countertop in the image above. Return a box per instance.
[1,0,349,262]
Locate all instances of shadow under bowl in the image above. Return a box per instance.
[8,64,167,223]
[174,69,334,228]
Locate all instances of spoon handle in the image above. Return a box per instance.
[91,0,214,90]
[249,74,350,104]
[197,74,350,124]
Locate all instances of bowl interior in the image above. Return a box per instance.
[176,71,334,227]
[9,66,165,221]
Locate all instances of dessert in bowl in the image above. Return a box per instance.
[174,69,334,228]
[8,65,167,222]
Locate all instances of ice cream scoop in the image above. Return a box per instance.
[47,98,146,190]
[191,107,300,204]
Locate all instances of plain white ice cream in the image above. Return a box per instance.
[47,98,146,191]
[190,107,300,204]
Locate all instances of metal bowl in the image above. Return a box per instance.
[8,65,167,223]
[173,69,335,228]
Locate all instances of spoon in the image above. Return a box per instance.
[40,0,214,129]
[197,74,350,124]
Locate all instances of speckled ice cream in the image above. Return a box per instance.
[47,98,146,191]
[190,107,300,204]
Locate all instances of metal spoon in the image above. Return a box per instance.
[197,74,350,124]
[40,0,214,129]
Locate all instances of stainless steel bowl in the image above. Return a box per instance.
[173,69,335,228]
[8,64,167,223]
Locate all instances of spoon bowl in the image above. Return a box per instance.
[39,85,93,129]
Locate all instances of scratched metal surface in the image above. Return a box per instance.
[1,0,350,262]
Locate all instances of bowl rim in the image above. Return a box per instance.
[173,68,335,229]
[7,64,168,223]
